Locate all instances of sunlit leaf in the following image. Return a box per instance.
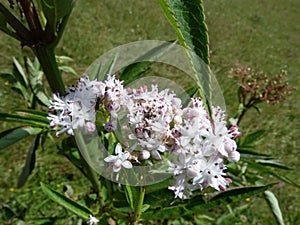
[26,58,50,106]
[264,190,285,225]
[58,65,78,76]
[88,53,117,81]
[0,127,42,151]
[206,184,273,202]
[0,112,49,127]
[41,0,76,35]
[120,41,176,85]
[40,182,92,219]
[238,130,266,150]
[158,0,212,118]
[12,57,28,89]
[256,159,293,170]
[17,134,41,187]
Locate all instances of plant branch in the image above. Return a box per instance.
[33,45,65,94]
[0,2,32,45]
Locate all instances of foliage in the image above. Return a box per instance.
[0,0,298,224]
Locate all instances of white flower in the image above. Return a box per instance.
[74,76,105,109]
[193,156,232,191]
[104,143,133,172]
[167,154,198,199]
[47,76,101,136]
[47,93,74,136]
[88,215,99,225]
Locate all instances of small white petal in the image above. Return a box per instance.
[228,151,240,162]
[88,215,99,225]
[104,155,118,162]
[115,143,123,155]
[122,160,133,169]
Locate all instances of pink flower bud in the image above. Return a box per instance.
[140,150,150,160]
[86,122,96,132]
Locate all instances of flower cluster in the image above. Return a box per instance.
[47,75,241,199]
[166,99,241,199]
[125,85,182,160]
[47,75,122,136]
[47,76,104,136]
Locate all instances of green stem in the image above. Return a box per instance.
[33,45,65,95]
[133,186,146,224]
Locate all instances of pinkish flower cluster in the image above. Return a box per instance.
[47,75,241,199]
[229,65,294,106]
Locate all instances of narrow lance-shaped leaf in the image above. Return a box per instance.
[0,127,42,151]
[120,41,176,85]
[255,159,293,170]
[264,190,285,225]
[246,161,300,188]
[40,182,93,219]
[26,58,51,106]
[158,0,212,118]
[88,53,117,81]
[206,184,274,202]
[0,112,50,127]
[17,134,41,188]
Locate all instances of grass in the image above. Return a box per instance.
[0,0,299,224]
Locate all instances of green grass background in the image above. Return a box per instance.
[0,0,299,224]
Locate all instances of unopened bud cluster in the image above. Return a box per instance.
[229,65,294,106]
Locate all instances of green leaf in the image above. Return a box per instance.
[58,65,78,76]
[26,58,50,106]
[238,130,266,150]
[89,53,117,81]
[0,127,42,150]
[271,174,300,188]
[56,55,74,63]
[206,184,273,203]
[40,182,92,219]
[239,149,271,160]
[143,185,273,220]
[256,159,293,170]
[17,134,41,188]
[0,111,49,127]
[124,185,135,211]
[120,41,176,85]
[141,204,150,213]
[246,161,300,188]
[41,0,75,35]
[186,185,274,216]
[264,190,285,225]
[141,205,187,220]
[158,0,212,118]
[11,57,29,100]
[15,108,48,117]
[12,57,28,89]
